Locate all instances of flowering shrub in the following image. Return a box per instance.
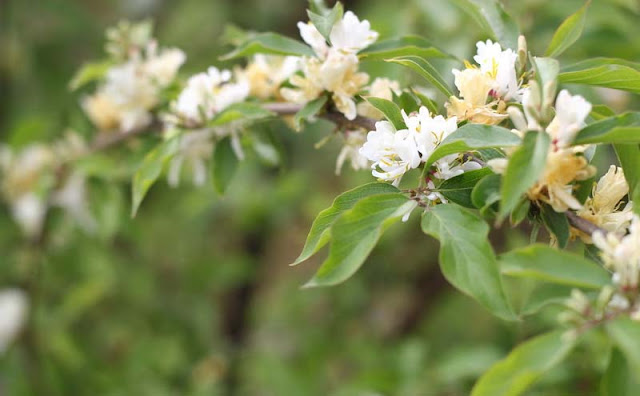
[2,0,640,393]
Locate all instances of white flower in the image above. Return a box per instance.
[0,288,28,354]
[402,108,458,158]
[473,39,519,101]
[594,215,640,290]
[10,194,47,238]
[335,130,370,175]
[329,11,378,53]
[547,90,592,147]
[298,21,329,59]
[50,172,96,233]
[145,47,186,86]
[167,130,215,187]
[360,121,421,186]
[357,78,401,119]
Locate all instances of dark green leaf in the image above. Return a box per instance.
[601,348,640,396]
[500,244,610,289]
[471,331,576,396]
[472,173,501,211]
[449,0,520,50]
[422,204,515,320]
[607,317,640,378]
[426,124,521,167]
[359,35,454,61]
[211,137,239,194]
[220,33,314,60]
[293,95,328,130]
[387,56,454,97]
[437,168,493,208]
[545,1,590,57]
[500,131,550,219]
[363,97,405,130]
[305,193,414,286]
[540,204,570,248]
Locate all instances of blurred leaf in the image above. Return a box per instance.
[305,193,414,286]
[251,125,284,167]
[293,95,328,130]
[471,331,576,396]
[435,345,502,384]
[437,168,493,208]
[499,131,550,219]
[409,89,438,115]
[607,317,640,377]
[531,57,559,100]
[293,183,399,265]
[500,244,610,289]
[69,60,113,91]
[359,35,454,61]
[559,58,640,94]
[392,91,421,114]
[207,102,275,127]
[220,33,314,60]
[520,283,571,316]
[574,113,640,145]
[540,204,570,248]
[364,97,405,130]
[387,56,454,97]
[449,0,520,50]
[601,348,640,396]
[545,1,591,57]
[614,144,640,193]
[421,204,515,320]
[426,124,521,167]
[471,173,501,212]
[307,2,343,41]
[591,105,616,120]
[211,137,239,194]
[131,136,180,217]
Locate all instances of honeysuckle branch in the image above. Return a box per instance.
[262,102,377,131]
[566,210,608,237]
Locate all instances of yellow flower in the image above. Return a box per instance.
[446,68,507,125]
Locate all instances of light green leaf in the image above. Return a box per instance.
[293,183,400,266]
[519,283,572,316]
[500,131,550,219]
[387,56,454,97]
[531,57,560,105]
[69,60,113,91]
[131,136,180,217]
[591,105,616,120]
[449,0,520,50]
[211,137,239,194]
[363,97,405,130]
[208,102,275,127]
[421,204,515,320]
[471,173,501,211]
[305,193,414,287]
[540,204,570,249]
[426,124,521,167]
[471,331,576,396]
[601,348,640,396]
[545,1,590,57]
[500,244,610,289]
[358,35,454,61]
[220,33,314,60]
[614,144,640,193]
[437,168,493,208]
[607,317,640,378]
[307,2,343,42]
[573,113,640,145]
[559,58,640,94]
[293,95,328,130]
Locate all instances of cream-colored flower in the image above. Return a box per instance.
[547,90,592,148]
[357,78,401,119]
[593,215,640,290]
[237,55,299,100]
[329,11,378,54]
[575,166,633,242]
[446,68,507,125]
[527,148,595,212]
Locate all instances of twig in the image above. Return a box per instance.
[263,102,377,131]
[566,211,608,237]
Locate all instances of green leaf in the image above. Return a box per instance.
[607,318,640,378]
[471,331,576,396]
[410,88,439,115]
[519,283,572,316]
[293,183,400,265]
[69,60,113,91]
[387,56,454,97]
[308,0,330,14]
[363,97,405,130]
[293,95,328,130]
[251,125,284,168]
[307,2,343,42]
[540,204,570,249]
[437,168,493,208]
[500,131,550,219]
[207,102,275,127]
[573,113,640,145]
[449,0,520,50]
[220,33,315,60]
[421,204,515,320]
[545,1,590,57]
[614,144,640,193]
[131,136,180,217]
[305,193,414,287]
[426,124,521,167]
[471,173,501,211]
[591,105,616,121]
[211,137,239,194]
[392,91,421,115]
[531,57,560,103]
[500,244,610,289]
[601,348,640,396]
[559,58,640,94]
[358,35,454,61]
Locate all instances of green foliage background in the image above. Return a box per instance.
[0,0,639,394]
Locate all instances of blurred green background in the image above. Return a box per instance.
[1,0,639,394]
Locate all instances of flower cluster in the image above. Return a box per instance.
[281,11,379,120]
[83,21,185,132]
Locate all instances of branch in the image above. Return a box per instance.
[263,102,377,131]
[87,119,162,153]
[566,210,608,237]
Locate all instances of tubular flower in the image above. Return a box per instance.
[281,10,377,120]
[575,166,633,242]
[236,55,299,100]
[446,68,508,125]
[547,90,592,148]
[83,40,185,132]
[594,215,640,292]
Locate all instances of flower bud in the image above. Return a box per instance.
[517,35,528,74]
